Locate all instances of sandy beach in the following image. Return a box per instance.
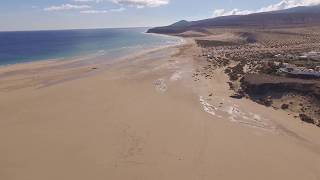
[0,40,320,180]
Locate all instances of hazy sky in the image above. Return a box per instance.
[0,0,319,31]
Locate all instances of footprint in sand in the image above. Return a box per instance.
[170,71,183,81]
[154,79,167,92]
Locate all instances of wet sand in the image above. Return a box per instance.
[0,40,320,180]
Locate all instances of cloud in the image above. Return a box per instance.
[80,7,126,13]
[80,10,109,13]
[44,0,169,14]
[44,4,91,11]
[213,9,253,17]
[72,0,104,2]
[112,0,170,8]
[110,7,126,11]
[213,0,320,17]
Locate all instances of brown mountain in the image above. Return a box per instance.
[147,5,320,34]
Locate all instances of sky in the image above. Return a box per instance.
[0,0,319,31]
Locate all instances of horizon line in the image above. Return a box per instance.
[0,26,154,33]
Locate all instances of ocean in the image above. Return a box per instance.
[0,28,181,66]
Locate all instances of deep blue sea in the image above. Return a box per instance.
[0,28,181,66]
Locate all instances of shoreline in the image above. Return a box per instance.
[0,28,184,68]
[0,42,183,68]
[0,37,191,91]
[0,36,188,75]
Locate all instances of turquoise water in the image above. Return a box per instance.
[0,28,181,66]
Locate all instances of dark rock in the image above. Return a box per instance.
[230,93,244,99]
[258,97,273,107]
[281,104,289,110]
[240,74,320,100]
[299,114,315,124]
[227,82,235,90]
